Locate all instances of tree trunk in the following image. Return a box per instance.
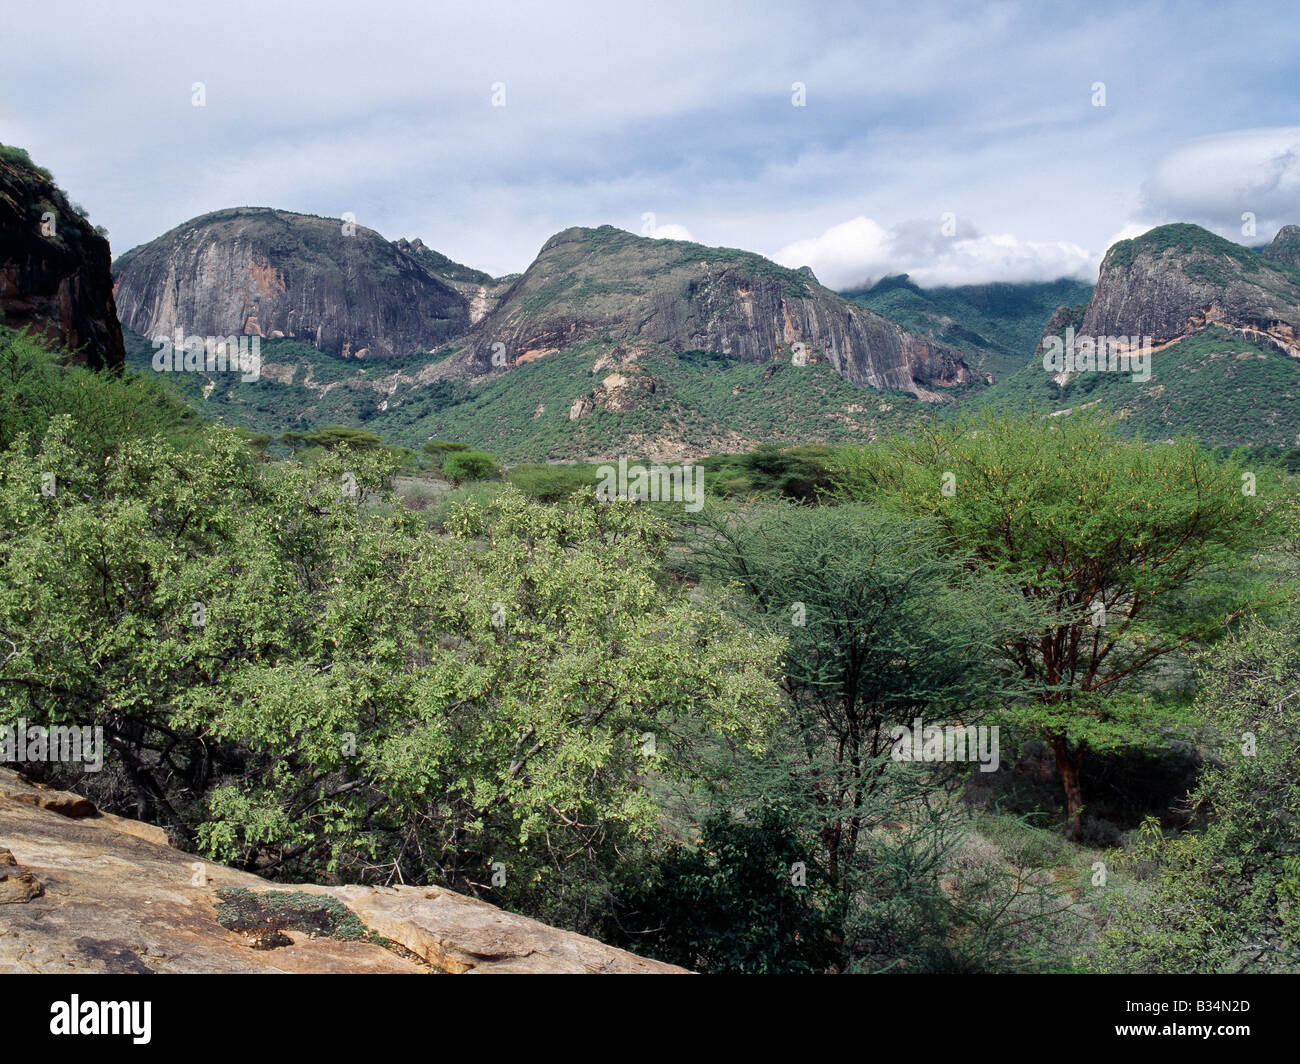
[1052,737,1085,837]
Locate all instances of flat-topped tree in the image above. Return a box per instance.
[832,410,1287,834]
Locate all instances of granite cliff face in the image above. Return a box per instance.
[1069,223,1300,357]
[0,147,124,370]
[112,208,471,359]
[436,226,978,399]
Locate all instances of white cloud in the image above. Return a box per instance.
[775,215,1097,290]
[773,217,893,286]
[645,222,694,241]
[1102,221,1157,248]
[6,1,1300,276]
[1140,126,1300,238]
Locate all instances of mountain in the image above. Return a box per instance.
[122,325,946,462]
[1078,223,1300,354]
[119,220,983,460]
[0,144,124,370]
[392,236,517,326]
[111,210,1299,460]
[973,223,1300,449]
[1262,224,1300,270]
[427,225,978,399]
[112,208,471,359]
[846,274,1094,381]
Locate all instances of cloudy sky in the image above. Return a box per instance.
[2,0,1298,289]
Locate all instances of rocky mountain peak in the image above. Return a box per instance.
[432,225,978,398]
[1262,224,1300,269]
[0,145,124,370]
[112,207,470,359]
[1071,222,1300,357]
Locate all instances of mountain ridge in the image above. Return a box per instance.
[426,223,980,400]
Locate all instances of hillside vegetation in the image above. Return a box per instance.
[8,320,1300,974]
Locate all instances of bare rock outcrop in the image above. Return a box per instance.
[0,148,125,370]
[1069,223,1300,357]
[1261,224,1300,270]
[112,208,471,359]
[0,768,686,974]
[434,225,977,398]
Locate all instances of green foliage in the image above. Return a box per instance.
[401,243,495,286]
[832,410,1289,829]
[441,449,500,484]
[848,275,1093,380]
[701,444,836,500]
[0,324,204,458]
[381,341,925,462]
[0,142,54,180]
[420,439,469,458]
[301,425,385,451]
[1095,588,1300,972]
[214,887,374,942]
[665,499,1081,972]
[1108,223,1262,271]
[121,329,472,441]
[505,462,600,502]
[687,500,1021,888]
[612,807,842,973]
[968,326,1300,450]
[0,412,784,922]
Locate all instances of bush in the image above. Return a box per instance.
[506,462,599,502]
[611,808,841,973]
[442,449,500,484]
[420,439,470,461]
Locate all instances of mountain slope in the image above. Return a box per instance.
[1262,225,1300,270]
[393,236,516,325]
[971,325,1300,448]
[427,225,978,398]
[112,208,470,359]
[379,339,933,461]
[123,327,938,461]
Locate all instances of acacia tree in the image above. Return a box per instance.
[688,502,1018,888]
[833,410,1284,833]
[680,501,1073,971]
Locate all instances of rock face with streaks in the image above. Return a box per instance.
[433,225,978,398]
[112,208,472,359]
[0,769,686,974]
[1065,223,1300,357]
[0,147,124,370]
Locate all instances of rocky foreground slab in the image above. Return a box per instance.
[0,769,685,974]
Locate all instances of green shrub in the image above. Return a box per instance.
[506,462,599,502]
[442,449,500,484]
